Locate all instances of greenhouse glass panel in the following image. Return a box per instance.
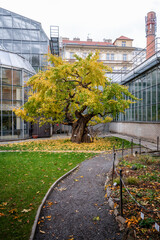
[151,70,157,86]
[40,31,48,41]
[2,29,12,39]
[135,92,137,107]
[147,87,151,105]
[3,42,12,51]
[2,85,12,100]
[147,105,151,121]
[0,16,3,27]
[24,120,29,135]
[2,68,12,85]
[158,68,160,84]
[22,42,30,53]
[13,17,21,28]
[3,16,12,28]
[2,9,11,15]
[1,51,11,65]
[2,111,12,132]
[142,76,147,89]
[21,30,30,40]
[22,54,30,61]
[126,110,128,121]
[146,73,151,87]
[13,115,22,136]
[30,21,38,30]
[13,29,21,40]
[24,87,29,101]
[21,18,31,29]
[31,43,40,53]
[13,70,21,86]
[32,55,39,66]
[13,42,21,53]
[158,104,160,121]
[152,86,156,104]
[139,106,142,121]
[158,84,160,103]
[135,81,138,92]
[13,88,22,102]
[30,30,40,41]
[132,82,135,94]
[129,108,132,121]
[40,55,47,65]
[152,105,156,121]
[132,107,135,121]
[143,106,146,121]
[143,88,146,105]
[40,43,48,54]
[2,100,12,108]
[138,90,141,104]
[33,66,39,72]
[135,107,138,121]
[138,78,141,91]
[13,100,22,108]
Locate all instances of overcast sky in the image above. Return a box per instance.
[1,0,160,48]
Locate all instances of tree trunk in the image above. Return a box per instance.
[71,117,92,143]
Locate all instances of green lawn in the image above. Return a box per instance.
[0,136,134,239]
[0,152,95,240]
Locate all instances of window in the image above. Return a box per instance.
[123,66,127,71]
[70,52,74,59]
[13,70,21,86]
[123,54,127,61]
[122,41,126,47]
[106,53,110,60]
[2,68,12,85]
[99,54,102,60]
[111,54,114,60]
[83,52,87,58]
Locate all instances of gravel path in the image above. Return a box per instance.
[34,152,124,240]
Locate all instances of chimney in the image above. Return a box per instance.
[145,11,157,59]
[73,37,80,41]
[103,38,112,43]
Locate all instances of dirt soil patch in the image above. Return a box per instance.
[111,154,160,240]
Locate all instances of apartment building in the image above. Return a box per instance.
[60,36,138,76]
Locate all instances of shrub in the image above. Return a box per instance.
[139,218,155,228]
[113,177,120,186]
[126,176,139,186]
[138,155,154,165]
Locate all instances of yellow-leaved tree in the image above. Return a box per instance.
[14,52,137,143]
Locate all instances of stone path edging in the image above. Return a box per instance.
[29,165,79,240]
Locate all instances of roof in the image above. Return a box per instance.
[115,36,133,41]
[113,36,133,46]
[0,49,36,74]
[0,7,41,25]
[0,7,49,40]
[62,39,114,47]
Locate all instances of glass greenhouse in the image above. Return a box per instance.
[117,51,160,122]
[0,7,49,72]
[0,49,35,140]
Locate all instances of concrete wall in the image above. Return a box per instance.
[109,122,160,142]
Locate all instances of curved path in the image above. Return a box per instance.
[33,152,123,240]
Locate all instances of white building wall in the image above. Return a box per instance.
[109,122,160,142]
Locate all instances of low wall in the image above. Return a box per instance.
[109,122,160,142]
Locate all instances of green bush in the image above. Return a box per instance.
[139,218,155,228]
[126,176,140,186]
[113,177,120,186]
